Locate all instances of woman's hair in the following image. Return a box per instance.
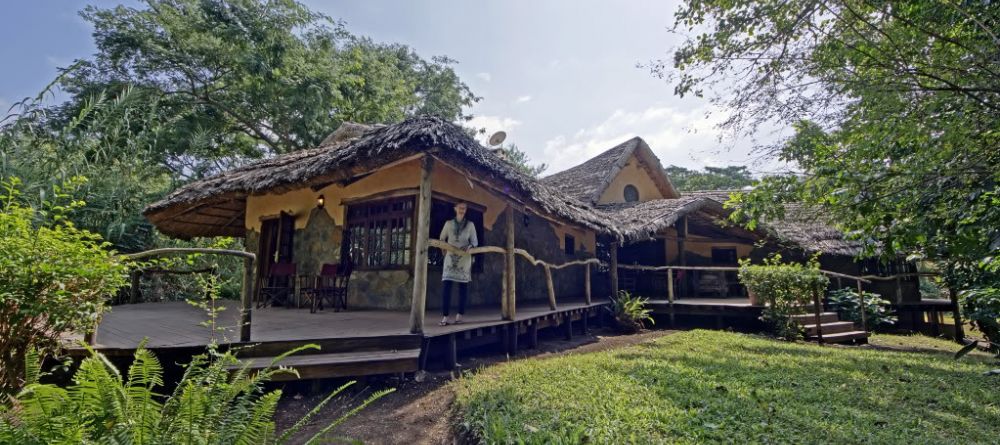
[453,200,468,208]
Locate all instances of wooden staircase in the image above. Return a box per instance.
[790,311,869,344]
[227,334,422,380]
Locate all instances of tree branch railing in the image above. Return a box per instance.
[428,239,600,312]
[615,263,882,335]
[112,248,257,344]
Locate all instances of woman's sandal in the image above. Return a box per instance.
[453,318,464,325]
[439,320,449,326]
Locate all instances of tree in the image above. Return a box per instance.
[499,143,548,177]
[0,177,128,395]
[664,165,754,191]
[60,0,478,178]
[660,1,1000,289]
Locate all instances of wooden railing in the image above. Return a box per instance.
[616,263,877,343]
[428,239,600,314]
[116,248,256,344]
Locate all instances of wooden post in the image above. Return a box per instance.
[584,263,592,305]
[446,333,457,370]
[84,323,98,346]
[856,279,867,334]
[240,256,254,342]
[129,270,142,304]
[409,156,434,334]
[544,265,557,310]
[505,206,516,320]
[895,276,903,303]
[527,321,538,349]
[581,309,589,334]
[677,217,688,296]
[501,254,509,319]
[667,267,676,328]
[812,286,824,345]
[563,314,573,340]
[949,287,965,342]
[610,242,619,298]
[508,324,518,355]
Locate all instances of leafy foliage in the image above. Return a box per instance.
[661,0,1000,290]
[607,290,654,333]
[664,165,754,191]
[63,0,478,172]
[0,178,128,396]
[498,143,547,177]
[453,330,1000,443]
[961,287,1000,356]
[827,288,896,329]
[738,255,828,340]
[0,343,391,444]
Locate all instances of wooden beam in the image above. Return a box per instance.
[409,156,434,334]
[240,256,254,342]
[610,242,619,298]
[584,264,591,305]
[544,265,557,310]
[505,205,516,320]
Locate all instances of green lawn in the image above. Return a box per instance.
[452,330,999,444]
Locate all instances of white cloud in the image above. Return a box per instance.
[467,114,521,144]
[514,95,532,104]
[541,105,773,174]
[475,72,492,82]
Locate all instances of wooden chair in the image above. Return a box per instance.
[261,262,297,308]
[304,263,352,313]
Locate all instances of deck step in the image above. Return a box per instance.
[806,330,869,344]
[231,348,421,380]
[789,312,839,324]
[801,321,856,336]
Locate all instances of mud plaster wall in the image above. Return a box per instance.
[597,153,667,204]
[242,155,598,311]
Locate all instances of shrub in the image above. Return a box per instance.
[827,288,896,329]
[608,290,654,333]
[0,177,129,395]
[0,344,390,444]
[961,287,1000,355]
[739,255,829,340]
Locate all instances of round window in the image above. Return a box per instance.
[624,184,639,202]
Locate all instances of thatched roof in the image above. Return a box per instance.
[145,116,617,239]
[597,196,724,240]
[540,137,679,204]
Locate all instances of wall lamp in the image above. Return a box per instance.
[316,194,326,209]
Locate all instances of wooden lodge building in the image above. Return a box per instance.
[81,116,937,379]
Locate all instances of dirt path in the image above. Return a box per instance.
[276,327,676,444]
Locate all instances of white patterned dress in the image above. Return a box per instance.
[440,219,478,283]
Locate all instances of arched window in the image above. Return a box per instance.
[623,184,639,202]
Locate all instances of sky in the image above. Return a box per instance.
[0,1,790,176]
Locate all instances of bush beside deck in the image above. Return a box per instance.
[453,330,999,444]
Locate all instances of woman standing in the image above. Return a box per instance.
[440,201,478,325]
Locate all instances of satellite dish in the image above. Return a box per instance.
[488,131,507,147]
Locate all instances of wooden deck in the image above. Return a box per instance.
[66,299,608,379]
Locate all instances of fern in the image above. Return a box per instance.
[0,343,390,444]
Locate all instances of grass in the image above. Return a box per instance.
[452,330,1000,444]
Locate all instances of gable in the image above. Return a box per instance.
[597,153,668,204]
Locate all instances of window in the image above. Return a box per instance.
[344,197,414,269]
[564,234,576,256]
[711,247,738,265]
[428,198,485,273]
[623,184,639,202]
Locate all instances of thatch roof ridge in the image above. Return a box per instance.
[145,116,618,238]
[539,137,640,203]
[597,196,723,240]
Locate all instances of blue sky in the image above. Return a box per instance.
[0,1,787,175]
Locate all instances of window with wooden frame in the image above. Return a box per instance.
[344,196,414,269]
